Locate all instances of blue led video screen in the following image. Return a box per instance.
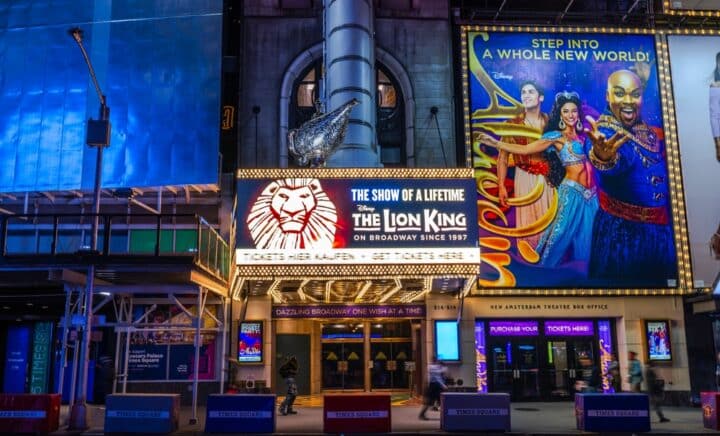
[0,1,221,193]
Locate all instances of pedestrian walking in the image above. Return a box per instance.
[278,356,298,416]
[419,359,447,420]
[608,353,621,392]
[645,363,670,422]
[627,351,643,392]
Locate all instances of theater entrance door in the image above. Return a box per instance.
[320,320,415,391]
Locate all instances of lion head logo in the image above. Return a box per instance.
[247,178,338,249]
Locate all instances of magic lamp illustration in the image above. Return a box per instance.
[288,98,359,167]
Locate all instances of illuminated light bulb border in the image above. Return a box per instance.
[236,168,473,180]
[235,264,479,278]
[459,25,700,296]
[468,286,704,297]
[662,0,720,17]
[655,32,694,291]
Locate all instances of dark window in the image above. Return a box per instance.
[289,62,405,167]
[289,64,321,131]
[376,65,405,167]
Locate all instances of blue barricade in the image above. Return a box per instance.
[575,393,650,432]
[441,392,511,432]
[205,394,276,433]
[105,394,179,433]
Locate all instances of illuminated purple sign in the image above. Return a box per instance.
[598,320,614,393]
[272,304,425,319]
[488,321,538,336]
[544,320,594,336]
[474,322,487,393]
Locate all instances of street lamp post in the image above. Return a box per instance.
[67,27,111,430]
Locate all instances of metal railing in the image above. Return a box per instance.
[0,213,230,281]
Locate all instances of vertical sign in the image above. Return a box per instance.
[30,321,53,393]
[598,320,614,393]
[3,324,31,393]
[474,321,487,393]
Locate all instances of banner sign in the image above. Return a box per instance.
[128,345,167,380]
[129,343,215,381]
[474,321,488,393]
[272,304,425,319]
[236,177,478,266]
[544,320,594,336]
[666,35,720,289]
[488,320,539,336]
[598,320,615,393]
[29,322,53,393]
[466,30,677,289]
[3,325,31,393]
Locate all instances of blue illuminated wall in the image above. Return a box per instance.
[0,0,222,193]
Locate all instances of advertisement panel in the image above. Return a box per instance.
[645,320,672,362]
[236,177,479,266]
[0,0,221,193]
[666,35,720,289]
[238,321,263,363]
[466,30,677,289]
[3,325,31,393]
[127,344,167,380]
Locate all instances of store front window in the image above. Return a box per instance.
[475,319,615,401]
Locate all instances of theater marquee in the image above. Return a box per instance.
[235,169,479,271]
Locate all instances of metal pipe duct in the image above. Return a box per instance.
[323,0,381,167]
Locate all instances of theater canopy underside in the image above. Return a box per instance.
[234,168,479,304]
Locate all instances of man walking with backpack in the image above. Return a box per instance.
[646,362,670,423]
[278,356,299,416]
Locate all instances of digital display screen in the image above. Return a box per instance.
[645,320,672,361]
[434,320,460,361]
[238,321,263,363]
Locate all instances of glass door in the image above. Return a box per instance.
[321,322,365,390]
[489,341,514,395]
[539,337,599,399]
[542,340,571,399]
[321,342,364,390]
[370,341,411,390]
[568,339,596,396]
[369,321,412,390]
[488,338,540,400]
[516,341,540,399]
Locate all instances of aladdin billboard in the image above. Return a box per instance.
[0,1,221,193]
[666,35,720,290]
[235,172,479,267]
[464,29,679,289]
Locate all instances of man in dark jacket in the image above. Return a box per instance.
[645,363,670,423]
[578,356,602,393]
[278,356,298,416]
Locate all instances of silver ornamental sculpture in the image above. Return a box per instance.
[288,98,359,167]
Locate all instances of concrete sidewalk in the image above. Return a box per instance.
[52,401,716,435]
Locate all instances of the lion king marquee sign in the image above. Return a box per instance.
[235,169,479,268]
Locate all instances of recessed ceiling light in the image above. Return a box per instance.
[26,303,33,306]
